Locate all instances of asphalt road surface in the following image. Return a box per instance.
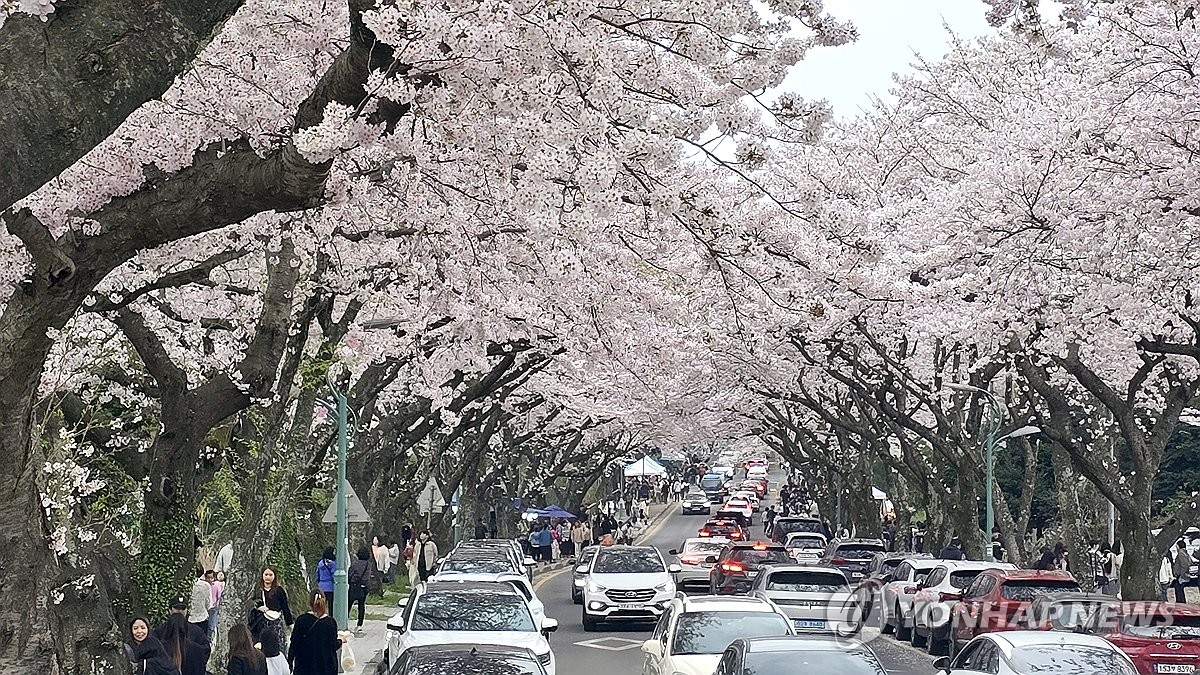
[533,476,937,675]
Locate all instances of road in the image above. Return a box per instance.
[533,478,938,675]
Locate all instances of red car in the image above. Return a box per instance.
[699,519,744,541]
[708,541,792,594]
[1086,602,1200,674]
[949,569,1080,654]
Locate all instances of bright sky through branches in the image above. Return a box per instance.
[780,0,994,116]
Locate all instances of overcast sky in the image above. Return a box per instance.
[778,0,995,117]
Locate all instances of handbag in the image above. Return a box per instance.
[340,633,357,671]
[259,590,283,622]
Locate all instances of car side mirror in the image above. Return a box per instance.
[574,565,589,574]
[668,549,679,555]
[641,639,662,657]
[541,618,559,635]
[668,563,682,574]
[397,597,409,608]
[705,555,718,564]
[386,609,406,633]
[880,574,893,584]
[932,656,951,671]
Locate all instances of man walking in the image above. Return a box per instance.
[1173,539,1192,603]
[188,567,212,638]
[474,517,489,539]
[939,537,965,560]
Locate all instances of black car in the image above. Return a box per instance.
[715,636,886,675]
[769,516,827,543]
[821,539,887,583]
[571,546,599,604]
[708,542,792,595]
[682,491,711,515]
[385,644,548,675]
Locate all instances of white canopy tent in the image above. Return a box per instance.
[624,456,667,477]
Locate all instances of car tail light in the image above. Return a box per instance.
[832,558,847,565]
[903,586,919,594]
[752,542,768,550]
[938,592,961,603]
[699,530,711,537]
[680,555,701,565]
[721,562,745,573]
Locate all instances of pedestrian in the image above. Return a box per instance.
[1173,539,1192,603]
[1159,552,1175,601]
[316,548,336,610]
[226,624,267,675]
[259,628,291,675]
[1099,543,1116,595]
[1054,542,1070,571]
[1084,540,1105,592]
[158,614,209,675]
[414,529,439,581]
[250,566,293,650]
[347,546,373,634]
[127,618,181,675]
[371,536,390,588]
[1110,541,1124,596]
[403,536,418,588]
[387,539,400,583]
[400,523,413,549]
[188,567,212,639]
[209,571,224,638]
[939,537,965,560]
[215,542,234,574]
[474,517,489,539]
[570,520,588,558]
[155,595,210,649]
[287,591,343,675]
[557,520,572,558]
[1033,547,1056,570]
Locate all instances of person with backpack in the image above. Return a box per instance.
[347,546,373,634]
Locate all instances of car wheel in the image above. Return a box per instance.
[582,609,599,632]
[927,628,946,656]
[911,624,927,648]
[572,588,581,605]
[881,602,895,634]
[895,605,912,642]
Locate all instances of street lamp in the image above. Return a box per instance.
[944,384,1039,561]
[316,366,352,630]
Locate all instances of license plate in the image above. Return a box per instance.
[795,619,827,629]
[1156,666,1196,674]
[851,572,864,578]
[747,571,759,577]
[618,603,643,610]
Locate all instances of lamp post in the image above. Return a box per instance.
[316,369,351,630]
[945,383,1039,561]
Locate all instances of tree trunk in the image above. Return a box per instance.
[1120,483,1160,600]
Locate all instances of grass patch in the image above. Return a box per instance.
[375,576,411,606]
[365,612,389,621]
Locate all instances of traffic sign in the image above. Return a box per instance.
[321,480,371,523]
[417,477,447,515]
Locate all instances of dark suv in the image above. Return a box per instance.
[769,516,827,543]
[820,539,887,583]
[708,542,793,594]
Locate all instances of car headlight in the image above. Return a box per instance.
[587,582,607,593]
[655,582,672,592]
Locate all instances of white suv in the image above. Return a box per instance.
[582,546,681,631]
[641,594,793,675]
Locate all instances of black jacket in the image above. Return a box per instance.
[939,545,965,561]
[288,613,341,675]
[228,654,268,675]
[132,637,182,675]
[347,558,372,598]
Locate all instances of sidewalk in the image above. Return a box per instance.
[354,501,675,673]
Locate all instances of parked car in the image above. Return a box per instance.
[948,569,1080,655]
[783,532,827,564]
[911,561,1017,655]
[881,556,945,641]
[639,594,792,675]
[749,564,853,633]
[820,539,887,583]
[1083,601,1200,675]
[668,537,729,589]
[572,546,599,604]
[933,631,1137,675]
[425,571,548,625]
[866,551,921,582]
[385,643,548,675]
[715,636,887,675]
[681,491,711,515]
[699,519,745,541]
[384,581,558,673]
[769,516,828,544]
[581,546,681,631]
[709,542,793,595]
[1027,592,1119,632]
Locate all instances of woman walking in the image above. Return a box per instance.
[250,566,294,649]
[158,614,208,675]
[226,624,267,675]
[414,530,439,582]
[259,629,291,675]
[288,591,343,675]
[209,571,225,638]
[316,548,336,610]
[371,535,390,590]
[347,546,373,634]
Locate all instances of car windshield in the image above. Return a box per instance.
[744,649,885,674]
[949,571,982,589]
[410,591,535,632]
[775,520,823,535]
[684,541,726,555]
[879,560,902,576]
[833,545,885,558]
[765,571,848,593]
[999,580,1081,601]
[594,549,664,573]
[786,536,825,549]
[700,476,723,488]
[732,549,792,566]
[406,653,541,675]
[440,559,513,574]
[670,612,791,655]
[1123,613,1200,639]
[1007,646,1136,674]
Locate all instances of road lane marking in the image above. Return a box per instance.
[533,564,572,591]
[573,637,643,651]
